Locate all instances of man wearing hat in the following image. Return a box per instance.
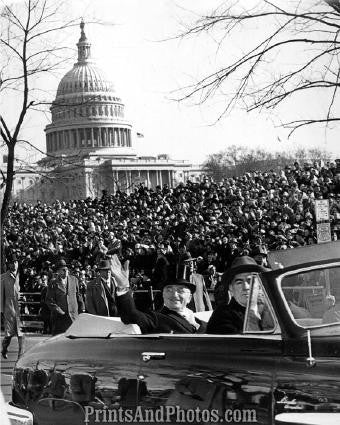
[207,256,267,334]
[251,245,269,268]
[1,254,25,359]
[110,255,205,334]
[85,259,118,317]
[46,259,85,335]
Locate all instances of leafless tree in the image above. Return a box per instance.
[0,0,84,230]
[177,0,340,135]
[0,0,89,271]
[203,145,332,180]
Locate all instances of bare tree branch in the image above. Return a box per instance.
[177,0,340,133]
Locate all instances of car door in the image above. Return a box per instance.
[265,262,340,417]
[135,333,281,424]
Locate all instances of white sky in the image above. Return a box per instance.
[6,0,340,164]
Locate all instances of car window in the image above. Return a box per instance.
[243,274,277,333]
[281,265,340,328]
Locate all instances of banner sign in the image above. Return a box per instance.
[315,199,330,222]
[317,222,332,244]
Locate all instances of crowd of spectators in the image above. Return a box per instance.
[3,159,340,300]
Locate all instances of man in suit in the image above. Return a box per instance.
[207,256,268,334]
[86,259,118,316]
[110,255,205,334]
[1,255,25,359]
[46,259,85,335]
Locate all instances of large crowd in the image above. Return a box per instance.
[3,159,340,297]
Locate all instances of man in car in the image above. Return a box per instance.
[110,255,205,334]
[207,256,267,334]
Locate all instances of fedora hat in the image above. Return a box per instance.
[251,245,268,257]
[161,277,196,294]
[98,259,111,270]
[221,256,267,288]
[55,259,67,269]
[8,253,18,263]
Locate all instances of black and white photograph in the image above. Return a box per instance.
[1,1,340,424]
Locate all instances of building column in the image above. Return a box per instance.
[77,129,81,148]
[91,128,94,147]
[108,128,112,146]
[159,170,163,187]
[146,170,150,188]
[102,128,106,146]
[121,129,124,147]
[116,129,120,146]
[97,127,102,146]
[53,132,57,151]
[121,129,125,146]
[112,128,116,146]
[79,129,83,147]
[156,170,159,186]
[115,170,119,190]
[125,170,128,192]
[105,128,109,146]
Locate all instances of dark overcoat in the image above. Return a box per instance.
[46,274,84,335]
[207,298,246,334]
[0,271,23,337]
[85,277,117,316]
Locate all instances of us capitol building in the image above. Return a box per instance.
[6,22,200,202]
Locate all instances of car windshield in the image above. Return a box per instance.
[281,265,340,329]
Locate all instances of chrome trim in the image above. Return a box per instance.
[141,352,166,362]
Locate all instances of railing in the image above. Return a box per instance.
[20,292,44,332]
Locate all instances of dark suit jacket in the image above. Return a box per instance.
[86,277,117,316]
[46,274,85,335]
[117,291,204,334]
[207,298,246,334]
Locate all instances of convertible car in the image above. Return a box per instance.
[9,242,340,424]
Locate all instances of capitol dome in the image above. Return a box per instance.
[56,62,115,99]
[45,21,133,157]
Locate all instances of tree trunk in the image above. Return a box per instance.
[1,142,15,272]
